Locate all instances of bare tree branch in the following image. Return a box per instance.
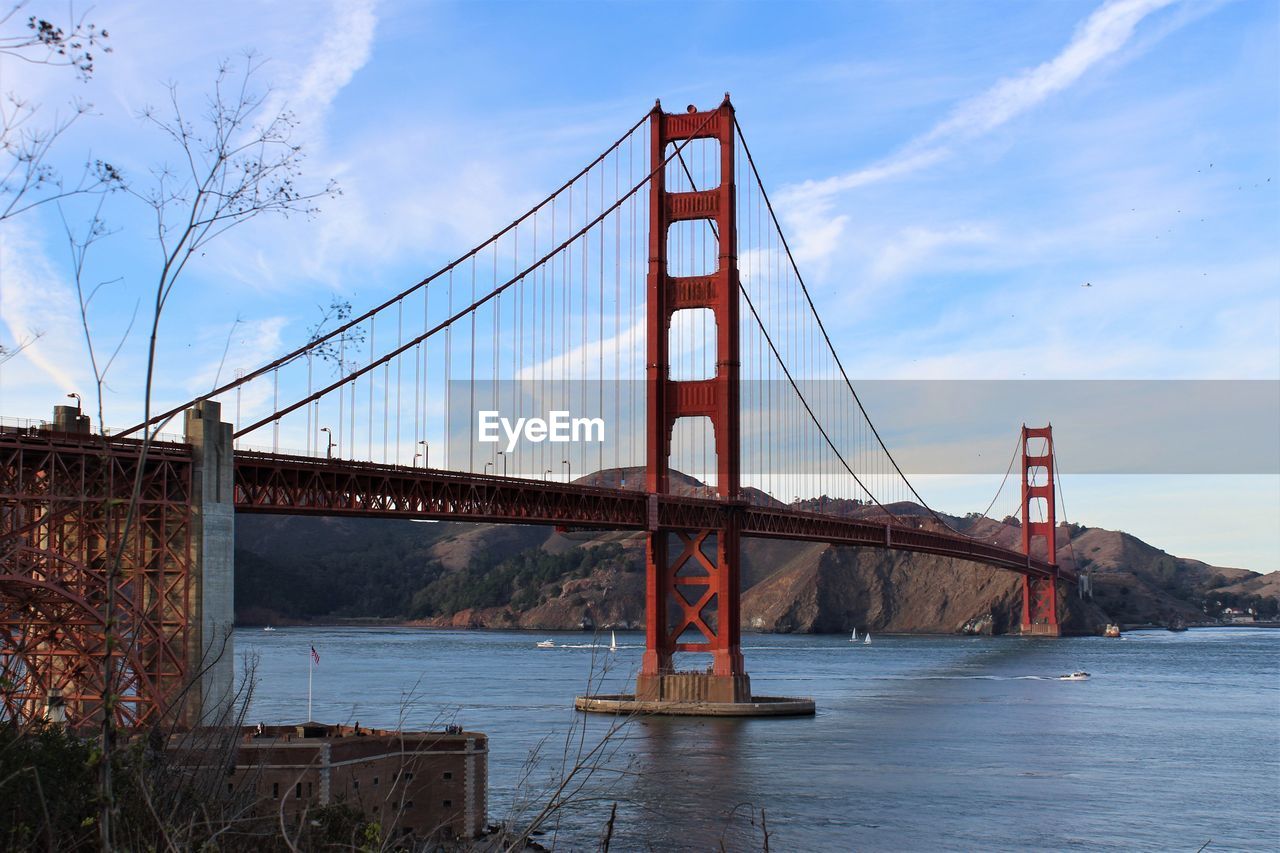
[0,4,120,223]
[87,51,337,849]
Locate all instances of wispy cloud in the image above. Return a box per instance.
[787,0,1180,203]
[772,0,1186,276]
[0,220,87,398]
[273,0,379,135]
[867,223,995,283]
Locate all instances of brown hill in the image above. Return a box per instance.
[1206,570,1280,599]
[234,469,1271,634]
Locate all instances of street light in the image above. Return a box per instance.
[497,450,507,477]
[66,392,81,413]
[418,440,428,468]
[544,469,552,481]
[562,459,571,483]
[484,461,494,475]
[320,427,335,459]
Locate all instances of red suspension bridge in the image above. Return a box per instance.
[2,97,1073,725]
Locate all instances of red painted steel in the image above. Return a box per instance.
[1020,425,1061,634]
[0,100,1086,727]
[233,450,1067,578]
[1,430,1071,727]
[643,97,746,689]
[0,429,194,727]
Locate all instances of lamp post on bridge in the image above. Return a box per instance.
[544,469,552,481]
[418,439,428,468]
[497,450,507,477]
[320,427,335,459]
[562,459,571,483]
[67,392,81,413]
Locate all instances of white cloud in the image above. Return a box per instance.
[186,315,290,396]
[775,0,1183,263]
[0,219,88,402]
[867,223,995,283]
[270,0,379,136]
[516,317,645,381]
[923,0,1177,142]
[799,0,1178,201]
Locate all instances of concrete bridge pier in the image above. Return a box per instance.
[184,401,236,725]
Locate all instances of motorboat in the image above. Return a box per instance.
[536,639,555,648]
[262,626,276,632]
[1058,671,1090,681]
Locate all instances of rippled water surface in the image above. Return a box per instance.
[237,627,1278,851]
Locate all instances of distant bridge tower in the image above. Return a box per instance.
[637,96,750,703]
[1020,424,1061,636]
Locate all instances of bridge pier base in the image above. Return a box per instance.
[574,693,815,717]
[635,672,752,704]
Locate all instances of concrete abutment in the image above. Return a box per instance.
[184,401,236,725]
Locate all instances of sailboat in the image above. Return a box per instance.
[850,628,858,642]
[610,630,618,652]
[863,633,872,645]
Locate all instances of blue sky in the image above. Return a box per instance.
[1,0,1276,569]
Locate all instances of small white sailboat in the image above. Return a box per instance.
[610,630,618,652]
[850,628,858,642]
[863,633,871,645]
[536,639,555,648]
[262,626,276,632]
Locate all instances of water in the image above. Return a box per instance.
[237,628,1279,851]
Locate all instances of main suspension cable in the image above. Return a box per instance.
[120,110,652,438]
[733,118,971,536]
[237,109,717,439]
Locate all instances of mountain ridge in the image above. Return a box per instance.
[233,469,1276,633]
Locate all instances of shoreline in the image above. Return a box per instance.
[238,619,1280,634]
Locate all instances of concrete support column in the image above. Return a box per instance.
[185,401,235,724]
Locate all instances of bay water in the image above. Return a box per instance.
[237,627,1278,851]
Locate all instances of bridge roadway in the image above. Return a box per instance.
[234,450,1071,582]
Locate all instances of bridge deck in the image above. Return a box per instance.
[234,450,1069,581]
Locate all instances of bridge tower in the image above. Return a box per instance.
[636,96,750,704]
[1020,424,1061,636]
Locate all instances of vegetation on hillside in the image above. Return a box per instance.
[408,544,628,617]
[235,519,628,622]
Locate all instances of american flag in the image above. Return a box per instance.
[310,645,320,665]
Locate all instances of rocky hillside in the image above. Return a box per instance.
[234,469,1274,635]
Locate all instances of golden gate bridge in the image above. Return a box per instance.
[1,96,1073,726]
